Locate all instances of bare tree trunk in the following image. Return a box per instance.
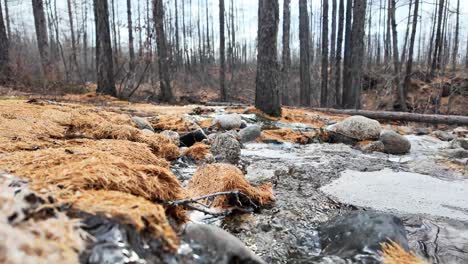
[342,0,353,107]
[384,0,391,65]
[94,0,116,96]
[400,0,412,64]
[466,35,468,69]
[334,0,345,107]
[0,0,9,82]
[451,0,459,71]
[111,0,118,69]
[403,0,419,111]
[347,0,367,109]
[154,0,173,103]
[255,0,281,117]
[320,0,329,107]
[329,0,337,104]
[281,0,291,105]
[32,0,51,78]
[219,0,227,101]
[299,0,311,106]
[430,0,444,76]
[127,0,135,72]
[67,0,80,80]
[3,0,10,39]
[390,0,406,111]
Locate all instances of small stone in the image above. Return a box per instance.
[380,130,411,155]
[179,129,207,147]
[453,127,468,138]
[141,129,154,134]
[414,127,431,135]
[239,125,262,143]
[210,132,241,164]
[334,116,382,141]
[131,116,154,132]
[433,130,455,141]
[161,130,180,146]
[450,138,468,150]
[213,114,243,130]
[358,141,385,153]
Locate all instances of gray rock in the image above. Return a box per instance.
[433,130,455,141]
[440,149,468,159]
[334,116,381,141]
[450,138,468,150]
[415,127,431,135]
[213,114,243,130]
[239,125,262,143]
[211,132,241,164]
[141,129,155,134]
[179,129,207,147]
[453,127,468,138]
[380,130,411,155]
[160,130,180,146]
[319,211,409,259]
[131,116,154,132]
[359,141,385,153]
[182,223,266,264]
[240,120,248,129]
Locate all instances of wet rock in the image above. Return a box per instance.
[380,130,411,155]
[440,148,468,159]
[182,223,266,264]
[210,132,241,164]
[142,128,154,134]
[453,127,468,138]
[131,116,154,132]
[415,127,431,135]
[161,130,180,146]
[433,130,455,141]
[326,124,358,145]
[239,125,262,143]
[450,138,468,150]
[319,211,409,259]
[213,114,243,130]
[358,140,385,153]
[334,116,381,141]
[240,120,248,129]
[180,129,207,147]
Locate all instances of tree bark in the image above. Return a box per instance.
[329,0,337,104]
[320,0,329,107]
[127,0,135,72]
[334,0,345,107]
[400,0,412,64]
[255,0,281,117]
[342,0,353,107]
[3,0,10,39]
[32,0,51,77]
[403,0,419,111]
[0,0,9,82]
[153,0,173,103]
[94,0,116,96]
[281,0,291,105]
[347,0,367,109]
[451,0,460,71]
[311,108,468,125]
[67,0,80,80]
[299,0,311,106]
[389,0,407,111]
[219,0,227,101]
[430,0,444,76]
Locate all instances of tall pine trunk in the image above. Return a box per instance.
[94,0,116,96]
[299,0,311,106]
[281,0,291,105]
[219,0,227,101]
[154,0,173,102]
[127,0,135,72]
[4,0,10,39]
[320,0,329,107]
[431,0,444,75]
[67,0,81,81]
[451,0,460,71]
[342,0,353,107]
[255,0,281,116]
[329,0,337,104]
[403,0,419,112]
[0,0,9,82]
[334,0,345,107]
[390,0,406,111]
[32,0,51,77]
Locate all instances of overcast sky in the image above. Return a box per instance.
[3,0,468,55]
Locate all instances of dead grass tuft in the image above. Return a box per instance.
[187,163,274,208]
[151,114,198,132]
[381,242,429,264]
[67,190,178,250]
[261,129,312,144]
[183,142,211,161]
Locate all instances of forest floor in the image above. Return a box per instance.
[0,91,467,263]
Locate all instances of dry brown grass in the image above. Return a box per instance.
[187,163,274,208]
[381,242,429,264]
[182,142,211,161]
[67,190,178,250]
[150,114,198,132]
[0,147,187,221]
[261,129,319,144]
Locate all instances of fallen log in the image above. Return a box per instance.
[311,108,468,126]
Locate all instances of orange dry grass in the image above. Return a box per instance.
[261,129,312,144]
[196,118,214,129]
[68,190,178,250]
[382,242,429,264]
[183,142,211,161]
[187,163,274,208]
[151,114,198,132]
[0,148,187,221]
